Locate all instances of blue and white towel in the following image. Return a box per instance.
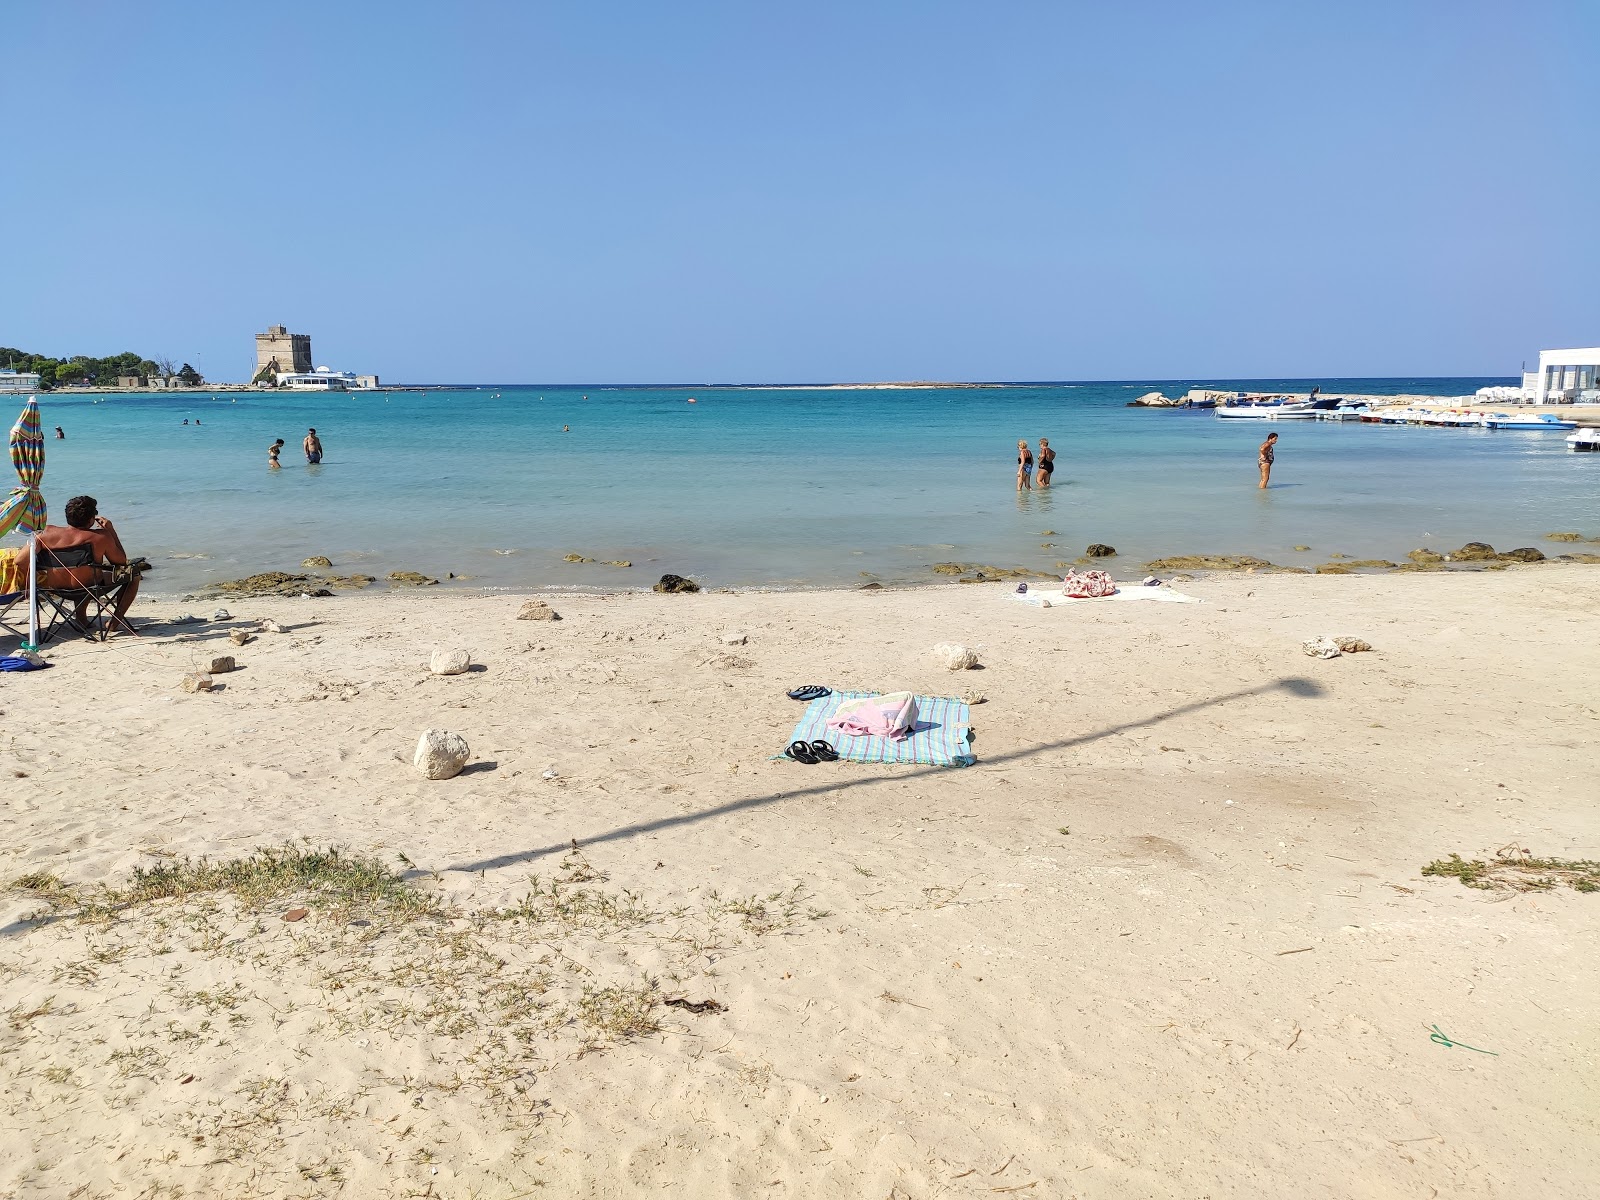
[786,690,976,767]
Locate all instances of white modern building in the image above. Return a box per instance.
[275,366,379,391]
[1531,346,1600,404]
[0,369,41,393]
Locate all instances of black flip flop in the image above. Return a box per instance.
[808,740,839,762]
[787,741,819,764]
[786,685,831,701]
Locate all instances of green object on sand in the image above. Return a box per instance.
[1429,1025,1498,1055]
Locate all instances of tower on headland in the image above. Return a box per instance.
[254,324,311,381]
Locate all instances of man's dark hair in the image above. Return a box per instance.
[65,495,98,529]
[308,427,316,433]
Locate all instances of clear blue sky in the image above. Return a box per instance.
[4,1,1595,383]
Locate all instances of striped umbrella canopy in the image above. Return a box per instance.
[0,397,47,537]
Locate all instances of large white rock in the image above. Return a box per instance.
[414,729,470,779]
[429,648,472,676]
[931,642,980,670]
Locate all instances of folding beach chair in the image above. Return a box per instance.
[36,544,140,643]
[0,546,32,641]
[0,588,27,641]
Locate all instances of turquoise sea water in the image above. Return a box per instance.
[9,378,1597,594]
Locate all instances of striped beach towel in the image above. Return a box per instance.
[787,690,977,767]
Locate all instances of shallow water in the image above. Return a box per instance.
[11,378,1596,593]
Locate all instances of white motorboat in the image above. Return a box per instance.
[1567,427,1600,452]
[1215,400,1320,420]
[1483,412,1577,430]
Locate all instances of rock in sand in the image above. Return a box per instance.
[414,729,470,780]
[932,642,980,670]
[516,600,561,621]
[654,574,700,594]
[1301,636,1342,660]
[429,649,472,676]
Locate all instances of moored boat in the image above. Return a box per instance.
[1567,427,1600,452]
[1215,400,1319,420]
[1483,413,1577,430]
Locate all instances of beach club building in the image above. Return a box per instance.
[0,369,41,393]
[1528,346,1600,404]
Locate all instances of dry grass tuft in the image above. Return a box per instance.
[1422,850,1600,894]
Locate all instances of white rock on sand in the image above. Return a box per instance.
[413,728,470,778]
[2,568,1598,1200]
[428,648,472,675]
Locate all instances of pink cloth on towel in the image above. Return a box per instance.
[826,692,918,740]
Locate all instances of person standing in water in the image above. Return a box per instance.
[1017,440,1033,491]
[54,426,64,440]
[269,438,284,469]
[1258,432,1278,489]
[1036,437,1055,487]
[304,428,323,464]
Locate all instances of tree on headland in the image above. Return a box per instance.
[177,363,203,386]
[0,345,177,389]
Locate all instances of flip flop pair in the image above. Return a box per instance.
[786,685,831,701]
[787,740,839,764]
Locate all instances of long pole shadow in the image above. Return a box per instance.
[0,676,1324,938]
[441,675,1325,877]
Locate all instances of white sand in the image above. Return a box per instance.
[3,568,1598,1198]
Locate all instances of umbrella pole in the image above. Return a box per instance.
[25,531,38,651]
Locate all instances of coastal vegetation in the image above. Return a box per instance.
[0,346,202,388]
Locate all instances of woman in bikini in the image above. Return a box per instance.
[1036,437,1055,487]
[1016,440,1033,491]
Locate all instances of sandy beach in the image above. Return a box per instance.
[3,567,1598,1199]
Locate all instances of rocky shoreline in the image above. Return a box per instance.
[179,531,1600,600]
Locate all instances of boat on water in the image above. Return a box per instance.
[1215,399,1320,420]
[1567,427,1600,452]
[1482,412,1577,430]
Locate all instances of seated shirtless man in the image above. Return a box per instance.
[35,495,143,633]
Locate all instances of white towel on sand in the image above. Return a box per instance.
[1011,585,1200,607]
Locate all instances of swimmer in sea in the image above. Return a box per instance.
[304,428,323,464]
[1036,438,1055,487]
[54,426,65,440]
[1017,440,1033,491]
[269,438,284,469]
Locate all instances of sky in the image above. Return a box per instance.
[3,1,1596,383]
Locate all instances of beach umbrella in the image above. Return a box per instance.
[0,396,46,648]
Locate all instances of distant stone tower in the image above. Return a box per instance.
[255,324,312,380]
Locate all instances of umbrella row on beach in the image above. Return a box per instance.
[0,397,47,648]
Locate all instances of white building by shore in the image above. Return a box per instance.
[0,369,41,393]
[276,366,380,391]
[1529,346,1600,404]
